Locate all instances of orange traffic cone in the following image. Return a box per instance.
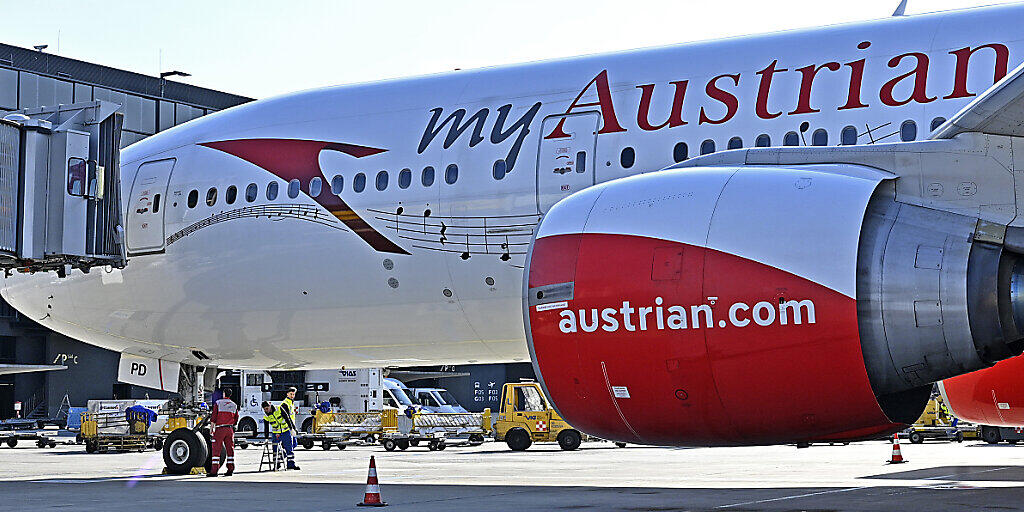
[357,456,388,507]
[888,433,906,464]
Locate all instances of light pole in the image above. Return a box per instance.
[159,70,191,98]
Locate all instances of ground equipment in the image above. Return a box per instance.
[980,425,1024,444]
[494,381,584,451]
[80,409,155,453]
[904,395,974,443]
[380,409,491,451]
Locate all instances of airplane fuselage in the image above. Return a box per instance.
[5,4,1024,369]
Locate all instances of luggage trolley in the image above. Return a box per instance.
[380,410,491,451]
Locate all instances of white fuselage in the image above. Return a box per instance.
[4,5,1024,369]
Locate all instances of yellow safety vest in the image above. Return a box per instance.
[281,397,297,430]
[264,408,289,434]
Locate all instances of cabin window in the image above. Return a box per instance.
[205,187,217,207]
[727,137,743,150]
[376,170,389,191]
[620,147,636,168]
[901,120,917,142]
[930,117,946,132]
[225,185,237,205]
[783,131,800,146]
[266,181,279,201]
[755,134,771,147]
[309,177,322,197]
[399,168,412,188]
[811,129,828,146]
[422,166,435,187]
[187,189,198,208]
[331,175,344,194]
[700,139,715,155]
[576,152,586,174]
[353,172,366,193]
[245,183,258,202]
[492,159,507,180]
[153,194,161,213]
[841,126,857,145]
[445,164,458,185]
[287,179,300,199]
[673,142,688,162]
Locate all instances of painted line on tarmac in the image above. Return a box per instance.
[715,486,871,508]
[922,466,1011,480]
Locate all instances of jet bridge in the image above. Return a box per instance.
[0,101,127,276]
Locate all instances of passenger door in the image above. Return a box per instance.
[126,159,175,254]
[536,112,599,213]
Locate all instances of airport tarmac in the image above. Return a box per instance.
[2,437,1023,511]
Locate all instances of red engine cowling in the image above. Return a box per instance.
[525,165,1024,446]
[941,355,1024,426]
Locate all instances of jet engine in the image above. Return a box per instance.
[524,164,1024,445]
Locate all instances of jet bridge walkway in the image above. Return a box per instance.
[0,101,126,276]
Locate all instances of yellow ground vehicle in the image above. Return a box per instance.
[904,395,978,443]
[494,381,582,451]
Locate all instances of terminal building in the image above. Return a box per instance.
[0,42,251,420]
[0,42,531,421]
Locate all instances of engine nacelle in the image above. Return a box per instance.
[524,164,1024,445]
[940,355,1024,427]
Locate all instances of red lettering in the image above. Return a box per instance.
[755,60,787,120]
[840,41,872,111]
[545,70,626,139]
[945,44,1010,99]
[699,73,740,125]
[880,52,936,106]
[789,62,841,115]
[636,80,688,131]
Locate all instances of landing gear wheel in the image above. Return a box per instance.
[163,428,209,475]
[5,438,16,448]
[301,438,314,450]
[383,439,398,451]
[557,430,583,451]
[614,442,627,448]
[909,431,924,444]
[85,440,97,453]
[505,429,532,451]
[983,426,1002,444]
[322,440,332,451]
[397,440,409,450]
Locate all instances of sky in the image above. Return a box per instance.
[1,0,1020,99]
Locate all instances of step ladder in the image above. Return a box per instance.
[258,441,285,472]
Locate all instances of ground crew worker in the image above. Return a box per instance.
[263,400,298,470]
[278,386,300,470]
[209,388,239,477]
